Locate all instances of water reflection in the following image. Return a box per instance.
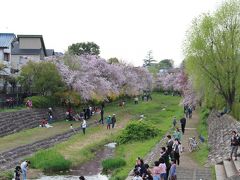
[37,174,108,180]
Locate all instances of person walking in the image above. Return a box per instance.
[159,158,167,180]
[111,114,116,128]
[81,119,87,135]
[106,115,112,129]
[173,128,182,141]
[230,130,239,161]
[20,160,30,180]
[180,117,186,134]
[151,161,161,180]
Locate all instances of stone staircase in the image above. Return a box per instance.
[177,167,212,180]
[207,111,240,179]
[0,108,65,137]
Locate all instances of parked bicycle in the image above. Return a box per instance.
[188,136,200,152]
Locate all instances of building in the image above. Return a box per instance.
[11,35,55,71]
[0,33,16,75]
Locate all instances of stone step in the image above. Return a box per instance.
[215,164,227,180]
[223,160,238,178]
[233,160,240,172]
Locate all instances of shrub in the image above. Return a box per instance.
[102,158,126,172]
[24,96,59,108]
[116,121,160,144]
[29,149,71,172]
[0,170,14,180]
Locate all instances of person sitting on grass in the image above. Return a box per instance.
[40,118,48,127]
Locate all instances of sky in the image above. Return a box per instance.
[0,0,225,66]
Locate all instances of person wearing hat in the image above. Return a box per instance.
[106,115,112,129]
[111,114,116,128]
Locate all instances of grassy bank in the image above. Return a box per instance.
[7,93,182,177]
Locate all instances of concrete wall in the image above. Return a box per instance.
[19,38,41,49]
[11,55,40,69]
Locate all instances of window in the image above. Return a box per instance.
[4,53,9,61]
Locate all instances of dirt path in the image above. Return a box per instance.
[177,111,212,180]
[179,112,200,169]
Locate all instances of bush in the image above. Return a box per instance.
[24,96,59,108]
[0,171,14,180]
[102,158,126,172]
[116,121,160,144]
[29,149,71,172]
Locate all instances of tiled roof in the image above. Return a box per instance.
[0,33,16,48]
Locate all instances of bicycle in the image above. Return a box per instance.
[188,136,200,152]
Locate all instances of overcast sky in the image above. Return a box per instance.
[1,0,224,66]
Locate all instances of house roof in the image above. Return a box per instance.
[0,33,16,48]
[11,41,43,55]
[46,49,55,56]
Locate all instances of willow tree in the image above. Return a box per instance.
[184,0,240,109]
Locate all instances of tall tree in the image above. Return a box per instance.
[68,42,100,56]
[184,0,240,109]
[143,50,156,66]
[19,61,64,95]
[107,57,119,64]
[158,59,174,69]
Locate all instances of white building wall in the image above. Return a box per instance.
[11,55,41,70]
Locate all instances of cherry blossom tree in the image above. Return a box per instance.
[54,55,152,102]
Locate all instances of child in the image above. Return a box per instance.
[14,166,21,180]
[70,124,76,133]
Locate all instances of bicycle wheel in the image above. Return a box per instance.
[188,140,193,152]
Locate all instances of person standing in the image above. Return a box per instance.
[169,159,177,180]
[180,117,186,134]
[151,161,161,180]
[48,107,53,124]
[172,117,177,128]
[172,139,180,165]
[230,130,239,161]
[81,119,87,135]
[100,108,104,124]
[166,135,174,155]
[173,128,182,141]
[21,160,30,180]
[106,115,112,129]
[111,114,116,128]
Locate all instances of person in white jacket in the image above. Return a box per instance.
[20,160,30,180]
[82,119,87,135]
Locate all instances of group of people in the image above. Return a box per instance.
[133,152,177,180]
[14,160,30,180]
[184,104,193,119]
[132,113,189,180]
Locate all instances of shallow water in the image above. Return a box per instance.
[38,143,117,180]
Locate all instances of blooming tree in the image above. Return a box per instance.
[54,55,152,102]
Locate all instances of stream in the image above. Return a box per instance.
[37,143,117,180]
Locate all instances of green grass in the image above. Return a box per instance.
[109,94,182,179]
[102,158,126,172]
[0,170,14,180]
[7,93,182,177]
[0,121,80,153]
[191,107,210,166]
[29,149,71,172]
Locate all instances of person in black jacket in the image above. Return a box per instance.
[180,117,186,134]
